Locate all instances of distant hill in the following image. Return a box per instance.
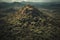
[0,2,60,9]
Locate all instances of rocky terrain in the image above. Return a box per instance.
[0,5,60,40]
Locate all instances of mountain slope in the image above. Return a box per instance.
[0,5,60,40]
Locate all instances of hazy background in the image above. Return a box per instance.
[0,0,60,2]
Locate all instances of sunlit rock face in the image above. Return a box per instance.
[0,5,60,40]
[18,5,44,16]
